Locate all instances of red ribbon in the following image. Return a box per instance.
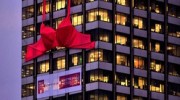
[25,0,95,62]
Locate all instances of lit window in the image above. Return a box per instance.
[22,25,35,39]
[22,64,34,78]
[167,44,180,57]
[38,61,49,74]
[38,1,50,15]
[71,54,82,66]
[22,46,26,59]
[53,17,64,29]
[22,6,34,20]
[115,34,127,45]
[116,73,130,86]
[117,94,128,100]
[115,13,127,26]
[151,60,164,73]
[133,39,145,49]
[150,80,164,93]
[134,0,147,10]
[116,53,129,66]
[22,83,34,97]
[55,0,65,11]
[56,57,65,70]
[116,0,128,6]
[99,33,109,42]
[87,9,110,22]
[134,56,145,69]
[133,17,146,29]
[151,22,162,33]
[133,76,147,89]
[88,50,103,62]
[72,13,83,26]
[72,0,82,6]
[89,70,110,83]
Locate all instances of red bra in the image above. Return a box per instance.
[25,0,95,61]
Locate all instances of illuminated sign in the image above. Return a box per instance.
[37,68,81,99]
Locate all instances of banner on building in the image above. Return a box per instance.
[37,68,81,99]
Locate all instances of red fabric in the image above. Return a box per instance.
[25,0,95,62]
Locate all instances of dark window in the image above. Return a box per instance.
[22,83,34,97]
[22,64,34,78]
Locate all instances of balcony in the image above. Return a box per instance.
[151,92,164,100]
[134,28,147,38]
[22,0,34,7]
[86,82,112,91]
[116,45,130,54]
[134,68,147,77]
[22,37,34,46]
[151,72,164,81]
[168,16,180,26]
[151,32,164,41]
[86,61,112,71]
[151,52,164,61]
[134,48,147,58]
[22,18,34,27]
[116,65,130,74]
[134,9,147,18]
[168,55,180,65]
[151,12,164,22]
[168,36,180,45]
[116,25,130,34]
[116,5,130,14]
[116,85,130,94]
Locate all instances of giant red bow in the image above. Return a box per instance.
[25,0,95,62]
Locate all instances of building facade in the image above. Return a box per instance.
[22,0,180,100]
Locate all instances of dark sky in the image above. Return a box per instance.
[0,0,21,100]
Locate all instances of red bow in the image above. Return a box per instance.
[25,0,95,62]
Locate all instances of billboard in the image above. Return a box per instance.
[37,68,81,99]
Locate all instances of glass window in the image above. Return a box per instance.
[115,34,128,45]
[168,83,180,96]
[150,60,164,73]
[22,6,34,20]
[116,0,129,6]
[133,38,145,49]
[150,80,164,93]
[117,94,128,100]
[151,20,163,33]
[87,9,111,22]
[168,63,180,76]
[87,70,112,83]
[167,44,180,57]
[133,76,147,90]
[22,46,27,59]
[37,60,49,74]
[116,53,130,66]
[150,41,164,53]
[22,25,35,39]
[69,93,82,100]
[168,4,180,18]
[87,90,112,100]
[134,56,146,69]
[87,49,103,62]
[72,0,82,6]
[150,0,164,14]
[99,33,109,42]
[22,64,34,78]
[53,0,65,11]
[53,17,64,29]
[22,83,34,97]
[133,96,146,100]
[72,13,83,26]
[133,16,146,30]
[133,0,147,10]
[168,24,180,38]
[38,1,50,15]
[54,57,65,70]
[70,53,82,66]
[116,73,130,86]
[115,13,129,26]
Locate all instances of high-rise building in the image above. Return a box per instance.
[22,0,180,100]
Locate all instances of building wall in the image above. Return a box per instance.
[22,0,180,100]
